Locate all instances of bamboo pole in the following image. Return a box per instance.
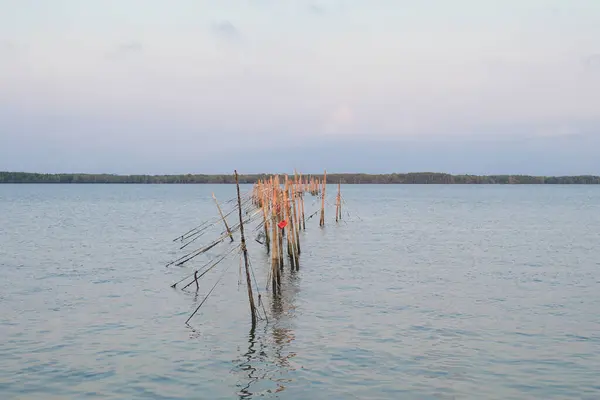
[283,182,295,270]
[338,181,342,221]
[261,181,270,253]
[300,181,306,230]
[289,182,300,267]
[271,178,280,292]
[276,176,284,269]
[235,170,257,328]
[212,193,234,242]
[320,170,327,226]
[335,181,341,223]
[292,178,301,255]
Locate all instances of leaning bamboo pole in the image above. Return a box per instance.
[212,193,234,242]
[235,170,257,328]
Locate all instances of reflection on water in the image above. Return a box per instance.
[233,271,300,398]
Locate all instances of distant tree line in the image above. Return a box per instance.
[2,171,600,184]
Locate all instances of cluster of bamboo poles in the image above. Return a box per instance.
[252,173,304,296]
[249,170,343,295]
[169,170,344,328]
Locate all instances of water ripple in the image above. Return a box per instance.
[1,184,600,399]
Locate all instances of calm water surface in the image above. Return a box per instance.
[1,184,600,399]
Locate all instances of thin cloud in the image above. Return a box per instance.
[583,54,600,70]
[0,40,17,57]
[323,105,354,135]
[106,42,143,60]
[308,4,326,15]
[211,21,242,41]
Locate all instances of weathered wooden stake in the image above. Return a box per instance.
[336,181,341,222]
[276,177,284,269]
[300,185,306,230]
[283,183,296,270]
[212,192,234,242]
[261,182,270,254]
[320,170,327,226]
[292,179,301,256]
[235,170,257,327]
[338,181,342,221]
[271,179,280,292]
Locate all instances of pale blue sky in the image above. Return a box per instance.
[1,0,599,174]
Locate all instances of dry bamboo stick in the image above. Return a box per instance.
[320,170,327,226]
[300,185,306,230]
[335,181,340,223]
[235,170,257,328]
[271,178,280,292]
[212,193,234,242]
[292,178,301,256]
[276,176,284,269]
[261,181,270,253]
[338,181,342,220]
[283,182,295,269]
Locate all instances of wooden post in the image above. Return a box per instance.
[283,183,296,270]
[276,177,284,269]
[300,183,306,230]
[212,193,234,242]
[261,182,270,253]
[338,181,342,220]
[292,179,301,256]
[320,170,327,226]
[235,170,257,328]
[271,179,280,292]
[336,181,341,222]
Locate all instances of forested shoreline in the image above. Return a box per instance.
[2,171,600,184]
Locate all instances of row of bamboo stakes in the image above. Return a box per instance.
[248,171,342,300]
[182,170,343,328]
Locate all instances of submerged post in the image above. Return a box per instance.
[212,193,234,242]
[235,170,257,327]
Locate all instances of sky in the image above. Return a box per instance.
[1,0,600,174]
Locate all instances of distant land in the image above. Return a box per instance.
[2,171,600,184]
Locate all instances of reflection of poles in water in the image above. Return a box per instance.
[270,295,296,370]
[272,327,296,369]
[269,273,298,369]
[234,273,298,398]
[236,326,265,399]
